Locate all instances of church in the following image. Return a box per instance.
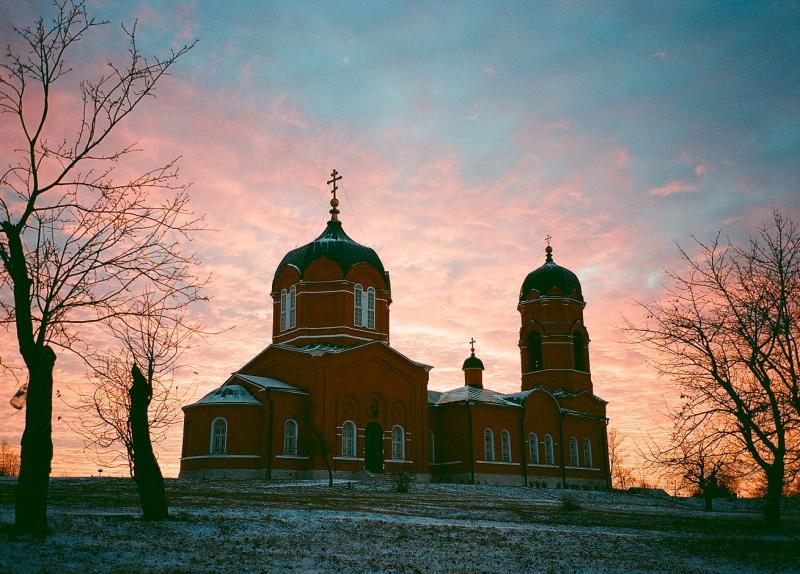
[179,171,611,488]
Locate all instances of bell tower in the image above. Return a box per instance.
[518,241,592,394]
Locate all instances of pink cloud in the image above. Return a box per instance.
[647,179,698,196]
[694,163,716,177]
[482,65,497,78]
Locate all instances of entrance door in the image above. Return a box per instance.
[364,422,384,473]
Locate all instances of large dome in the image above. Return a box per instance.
[520,246,583,301]
[273,220,388,285]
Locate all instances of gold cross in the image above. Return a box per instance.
[469,337,476,353]
[545,233,552,246]
[327,169,342,200]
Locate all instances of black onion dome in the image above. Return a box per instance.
[273,220,389,286]
[520,246,583,301]
[462,353,485,370]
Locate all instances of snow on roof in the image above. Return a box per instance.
[274,341,433,370]
[195,384,261,405]
[428,386,519,407]
[273,342,366,356]
[231,373,309,395]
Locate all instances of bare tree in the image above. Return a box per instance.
[0,441,21,477]
[627,210,800,528]
[0,1,197,535]
[644,423,741,511]
[607,427,633,490]
[70,290,202,519]
[300,402,334,487]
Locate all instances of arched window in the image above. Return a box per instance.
[392,425,405,460]
[573,331,586,371]
[501,430,512,462]
[210,417,227,454]
[354,284,363,326]
[288,285,296,329]
[583,438,593,468]
[569,436,579,466]
[342,420,356,457]
[367,287,375,329]
[280,289,288,331]
[529,432,540,464]
[544,434,554,464]
[484,428,495,461]
[527,332,543,372]
[283,419,298,455]
[429,431,435,463]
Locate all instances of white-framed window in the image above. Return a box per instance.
[354,284,376,329]
[501,430,512,462]
[544,434,554,465]
[288,285,296,329]
[280,289,288,331]
[569,436,579,466]
[583,437,593,468]
[283,419,298,455]
[366,287,375,329]
[342,420,356,457]
[210,417,227,454]
[429,430,435,463]
[392,425,405,460]
[529,432,540,464]
[354,284,363,327]
[280,286,296,331]
[484,428,495,461]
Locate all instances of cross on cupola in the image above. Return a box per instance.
[544,233,554,263]
[469,337,476,355]
[327,169,342,222]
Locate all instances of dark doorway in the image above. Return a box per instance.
[364,422,384,473]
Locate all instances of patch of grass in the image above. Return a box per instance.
[559,494,581,512]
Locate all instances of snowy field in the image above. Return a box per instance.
[1,478,798,573]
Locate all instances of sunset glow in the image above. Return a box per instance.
[1,1,798,478]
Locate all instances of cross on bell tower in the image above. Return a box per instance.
[327,169,342,222]
[469,337,476,355]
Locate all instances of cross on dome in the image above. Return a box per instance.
[469,337,476,355]
[544,234,554,263]
[327,169,342,221]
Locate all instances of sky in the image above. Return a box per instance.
[1,1,798,478]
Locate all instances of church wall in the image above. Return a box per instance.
[179,403,264,477]
[471,404,526,480]
[428,403,472,478]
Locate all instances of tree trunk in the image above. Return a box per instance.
[763,465,784,529]
[703,489,713,512]
[14,346,56,536]
[129,364,167,521]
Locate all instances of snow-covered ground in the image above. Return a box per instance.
[1,478,798,573]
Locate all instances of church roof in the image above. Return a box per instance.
[230,373,309,395]
[195,384,261,405]
[273,220,389,286]
[428,386,519,407]
[520,245,583,302]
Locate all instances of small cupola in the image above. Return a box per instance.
[462,338,485,389]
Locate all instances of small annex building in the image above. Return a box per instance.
[180,172,610,488]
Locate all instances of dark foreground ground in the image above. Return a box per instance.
[1,478,798,573]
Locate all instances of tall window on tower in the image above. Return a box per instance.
[280,285,296,331]
[527,332,543,372]
[354,284,376,329]
[573,331,586,371]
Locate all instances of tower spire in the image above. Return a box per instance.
[327,169,342,222]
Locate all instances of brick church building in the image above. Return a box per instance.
[180,172,610,487]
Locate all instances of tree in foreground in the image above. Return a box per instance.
[72,291,203,519]
[0,1,197,535]
[628,210,800,527]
